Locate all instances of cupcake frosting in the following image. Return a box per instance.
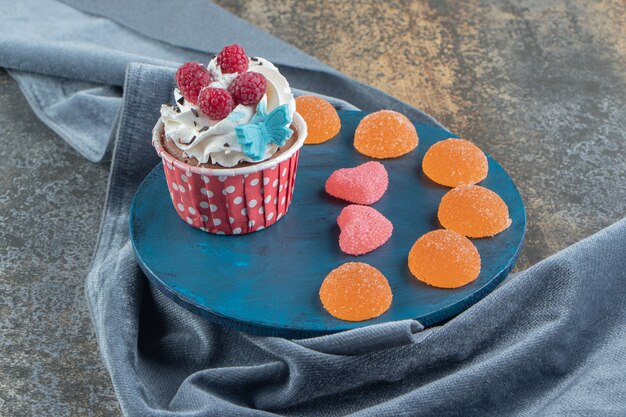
[160,57,295,168]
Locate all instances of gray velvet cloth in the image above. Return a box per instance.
[1,1,625,416]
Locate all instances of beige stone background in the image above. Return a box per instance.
[217,0,626,269]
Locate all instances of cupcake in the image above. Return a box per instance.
[152,44,307,235]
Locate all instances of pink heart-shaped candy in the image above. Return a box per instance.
[325,161,388,205]
[337,205,393,255]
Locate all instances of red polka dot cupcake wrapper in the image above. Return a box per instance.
[151,113,307,235]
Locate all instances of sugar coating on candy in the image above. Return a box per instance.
[422,138,488,187]
[296,96,341,144]
[319,262,392,321]
[438,185,512,238]
[337,205,393,255]
[354,110,418,158]
[325,161,388,205]
[408,229,481,288]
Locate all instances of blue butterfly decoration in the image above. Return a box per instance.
[235,101,294,161]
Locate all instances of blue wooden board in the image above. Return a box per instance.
[130,110,526,338]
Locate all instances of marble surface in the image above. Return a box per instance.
[0,0,624,415]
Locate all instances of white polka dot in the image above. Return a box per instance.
[281,196,286,205]
[259,207,264,214]
[177,203,184,212]
[257,226,265,231]
[225,185,236,194]
[250,178,259,186]
[222,189,228,196]
[264,195,272,204]
[186,217,193,224]
[181,175,188,182]
[229,217,235,224]
[172,183,179,191]
[248,199,257,208]
[272,179,278,187]
[166,162,173,170]
[201,175,210,183]
[210,204,218,212]
[233,197,243,205]
[277,213,283,220]
[201,215,209,222]
[263,178,270,185]
[218,176,227,182]
[185,169,192,177]
[178,185,186,193]
[248,220,255,227]
[216,231,225,235]
[282,168,287,177]
[199,201,209,209]
[213,218,222,226]
[274,198,278,204]
[233,228,242,235]
[271,166,277,171]
[241,208,247,216]
[267,212,274,221]
[279,184,283,192]
[188,207,196,215]
[187,184,192,192]
[244,174,249,178]
[200,227,208,232]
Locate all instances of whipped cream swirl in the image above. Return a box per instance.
[160,57,295,168]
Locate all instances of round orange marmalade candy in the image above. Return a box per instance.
[295,96,341,144]
[408,229,481,288]
[438,185,512,238]
[319,262,392,322]
[354,110,418,158]
[422,138,488,187]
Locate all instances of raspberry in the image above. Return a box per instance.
[197,88,234,120]
[217,44,249,74]
[227,72,267,106]
[175,62,212,105]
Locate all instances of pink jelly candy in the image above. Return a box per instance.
[337,205,393,255]
[325,161,388,205]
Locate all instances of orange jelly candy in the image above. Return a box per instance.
[422,138,488,187]
[319,262,393,321]
[438,185,511,238]
[354,110,418,158]
[295,95,341,144]
[408,229,481,288]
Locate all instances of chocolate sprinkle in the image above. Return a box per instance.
[223,143,230,147]
[199,126,209,132]
[251,57,259,62]
[188,135,197,145]
[173,105,181,113]
[193,121,197,127]
[190,108,199,117]
[177,96,185,105]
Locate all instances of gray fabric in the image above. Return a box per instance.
[1,1,625,416]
